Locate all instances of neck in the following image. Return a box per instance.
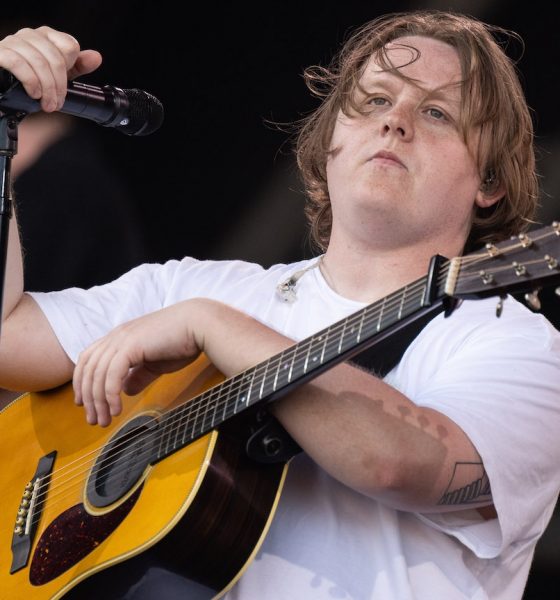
[321,232,464,303]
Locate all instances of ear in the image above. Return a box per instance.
[474,181,505,209]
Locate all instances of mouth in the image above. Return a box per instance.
[370,150,406,169]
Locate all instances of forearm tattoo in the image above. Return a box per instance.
[438,461,492,506]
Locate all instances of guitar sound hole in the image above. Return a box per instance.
[86,415,159,508]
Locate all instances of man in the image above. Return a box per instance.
[0,10,559,600]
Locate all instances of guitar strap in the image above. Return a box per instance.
[349,300,447,376]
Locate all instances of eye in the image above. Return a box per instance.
[426,107,448,121]
[367,96,390,107]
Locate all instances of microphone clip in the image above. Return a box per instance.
[276,257,323,303]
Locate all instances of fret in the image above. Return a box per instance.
[172,406,185,449]
[419,283,427,307]
[287,345,298,382]
[172,408,187,454]
[355,309,366,343]
[272,352,283,390]
[195,388,213,433]
[234,367,257,412]
[402,290,423,317]
[376,296,387,332]
[337,319,348,355]
[206,384,223,430]
[157,411,175,458]
[258,357,272,400]
[227,373,243,416]
[273,347,297,391]
[303,342,311,374]
[220,376,236,423]
[347,318,360,345]
[199,391,219,436]
[319,326,331,363]
[228,373,247,420]
[273,349,291,390]
[157,403,198,460]
[155,421,165,459]
[357,304,378,342]
[337,316,360,355]
[188,393,204,441]
[260,356,285,400]
[294,337,313,377]
[164,407,179,450]
[167,410,182,453]
[397,285,407,320]
[395,286,423,318]
[303,334,326,373]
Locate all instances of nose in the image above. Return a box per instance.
[381,106,413,141]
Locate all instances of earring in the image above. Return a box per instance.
[482,169,496,191]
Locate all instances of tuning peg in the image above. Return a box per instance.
[513,261,527,277]
[524,289,541,311]
[518,233,532,248]
[555,287,560,297]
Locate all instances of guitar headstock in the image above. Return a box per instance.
[445,222,560,301]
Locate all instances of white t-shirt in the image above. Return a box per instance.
[30,256,560,600]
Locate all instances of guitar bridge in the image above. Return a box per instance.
[10,451,56,574]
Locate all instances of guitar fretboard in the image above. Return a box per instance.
[154,272,438,462]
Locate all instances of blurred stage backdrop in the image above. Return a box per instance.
[3,2,559,598]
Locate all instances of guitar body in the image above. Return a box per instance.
[0,355,288,599]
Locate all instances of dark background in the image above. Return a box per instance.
[3,1,559,597]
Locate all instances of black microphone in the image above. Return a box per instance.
[0,69,164,136]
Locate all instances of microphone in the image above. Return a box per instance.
[0,69,164,136]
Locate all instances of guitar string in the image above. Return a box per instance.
[23,231,554,526]
[22,269,442,524]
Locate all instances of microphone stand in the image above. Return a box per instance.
[0,109,20,342]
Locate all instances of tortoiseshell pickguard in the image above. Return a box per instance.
[29,488,141,585]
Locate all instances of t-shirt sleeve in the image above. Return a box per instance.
[26,256,275,364]
[389,300,560,559]
[27,260,186,363]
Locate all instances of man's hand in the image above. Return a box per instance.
[0,25,102,112]
[73,301,204,427]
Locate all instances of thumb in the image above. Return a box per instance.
[122,359,192,396]
[68,49,103,80]
[122,364,161,396]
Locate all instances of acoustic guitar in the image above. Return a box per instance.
[1,222,559,599]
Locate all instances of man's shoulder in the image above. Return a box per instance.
[414,294,560,361]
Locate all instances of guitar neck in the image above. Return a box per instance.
[152,219,560,462]
[154,267,446,463]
